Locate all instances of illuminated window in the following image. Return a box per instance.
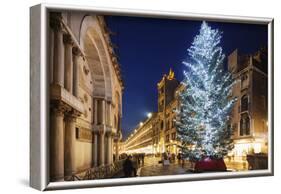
[240,113,250,136]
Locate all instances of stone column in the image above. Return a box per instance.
[102,100,106,125]
[64,113,77,179]
[72,47,81,97]
[50,106,65,181]
[107,102,112,126]
[50,13,64,87]
[110,134,114,164]
[93,99,98,125]
[63,34,74,93]
[105,131,113,165]
[105,102,109,126]
[92,132,98,167]
[104,133,108,164]
[98,131,105,166]
[115,140,119,161]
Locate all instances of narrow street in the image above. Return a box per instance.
[138,156,189,177]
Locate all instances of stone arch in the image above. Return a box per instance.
[79,15,113,100]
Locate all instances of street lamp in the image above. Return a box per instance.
[140,122,143,127]
[147,112,152,118]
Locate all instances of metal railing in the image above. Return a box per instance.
[65,159,125,181]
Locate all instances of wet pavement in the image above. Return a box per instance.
[139,156,189,177]
[112,156,248,178]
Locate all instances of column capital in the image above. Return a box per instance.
[65,109,81,119]
[64,113,76,122]
[51,107,63,116]
[51,101,68,116]
[72,46,82,56]
[105,131,112,137]
[50,12,63,31]
[63,34,74,46]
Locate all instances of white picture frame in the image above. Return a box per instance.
[30,3,274,191]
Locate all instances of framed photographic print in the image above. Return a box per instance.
[30,3,274,191]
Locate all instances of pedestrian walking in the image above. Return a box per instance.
[123,155,134,177]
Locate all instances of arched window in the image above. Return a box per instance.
[241,95,249,112]
[240,113,250,136]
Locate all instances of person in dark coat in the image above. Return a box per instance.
[123,155,134,177]
[141,154,145,166]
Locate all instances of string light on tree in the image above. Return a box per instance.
[176,21,237,165]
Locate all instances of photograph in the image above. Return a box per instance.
[43,7,272,186]
[1,0,280,193]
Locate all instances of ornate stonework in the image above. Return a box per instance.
[49,12,123,181]
[63,34,74,45]
[50,12,63,32]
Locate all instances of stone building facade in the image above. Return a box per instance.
[157,69,180,155]
[49,12,123,181]
[227,48,268,163]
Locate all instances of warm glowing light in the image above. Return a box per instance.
[147,112,152,118]
[139,122,143,126]
[124,145,153,154]
[233,142,263,156]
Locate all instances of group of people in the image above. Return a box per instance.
[122,153,146,177]
[161,152,176,164]
[122,152,184,177]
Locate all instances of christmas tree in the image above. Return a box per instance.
[176,21,236,162]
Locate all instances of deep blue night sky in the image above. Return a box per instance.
[105,16,268,139]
